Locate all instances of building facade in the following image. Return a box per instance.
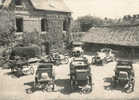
[1,0,72,50]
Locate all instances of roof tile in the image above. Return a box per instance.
[82,26,139,47]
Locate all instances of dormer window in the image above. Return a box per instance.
[15,0,22,6]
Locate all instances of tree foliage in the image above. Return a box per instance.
[75,15,104,32]
[0,9,16,46]
[73,14,139,32]
[22,30,41,46]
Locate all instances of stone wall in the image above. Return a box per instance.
[23,16,41,32]
[10,0,72,51]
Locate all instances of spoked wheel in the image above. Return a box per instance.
[44,83,55,92]
[26,88,33,94]
[80,86,92,94]
[60,57,69,64]
[125,81,135,93]
[81,76,93,94]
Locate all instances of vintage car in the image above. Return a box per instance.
[70,57,92,93]
[40,52,69,65]
[34,63,55,92]
[71,41,84,57]
[92,48,115,65]
[8,56,34,77]
[112,60,135,93]
[72,47,84,57]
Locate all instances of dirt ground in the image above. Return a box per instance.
[0,56,139,100]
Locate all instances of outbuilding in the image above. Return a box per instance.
[82,25,139,59]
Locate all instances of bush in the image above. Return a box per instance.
[10,45,41,59]
[22,30,41,46]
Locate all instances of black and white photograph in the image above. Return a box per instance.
[0,0,139,100]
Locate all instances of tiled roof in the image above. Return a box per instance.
[30,0,71,12]
[82,25,139,47]
[2,0,71,12]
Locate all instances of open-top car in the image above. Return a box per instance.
[70,57,92,93]
[112,60,135,93]
[40,51,69,65]
[92,48,115,65]
[34,63,55,92]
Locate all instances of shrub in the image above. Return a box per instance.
[10,45,41,59]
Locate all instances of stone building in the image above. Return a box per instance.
[1,0,72,50]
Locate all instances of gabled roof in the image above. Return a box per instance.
[2,0,71,12]
[82,25,139,47]
[30,0,71,12]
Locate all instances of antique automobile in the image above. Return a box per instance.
[47,52,69,65]
[112,60,135,93]
[8,56,34,77]
[34,63,55,92]
[71,41,84,57]
[72,47,84,57]
[70,57,92,93]
[92,48,115,65]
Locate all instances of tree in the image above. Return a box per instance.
[76,15,104,32]
[0,8,16,47]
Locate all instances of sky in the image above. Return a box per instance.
[64,0,139,19]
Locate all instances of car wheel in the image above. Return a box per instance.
[26,88,32,94]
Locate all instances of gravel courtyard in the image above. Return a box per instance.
[0,56,139,100]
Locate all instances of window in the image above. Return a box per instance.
[63,20,66,31]
[41,19,48,32]
[16,18,23,32]
[15,0,22,6]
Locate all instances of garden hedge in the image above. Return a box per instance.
[10,45,41,59]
